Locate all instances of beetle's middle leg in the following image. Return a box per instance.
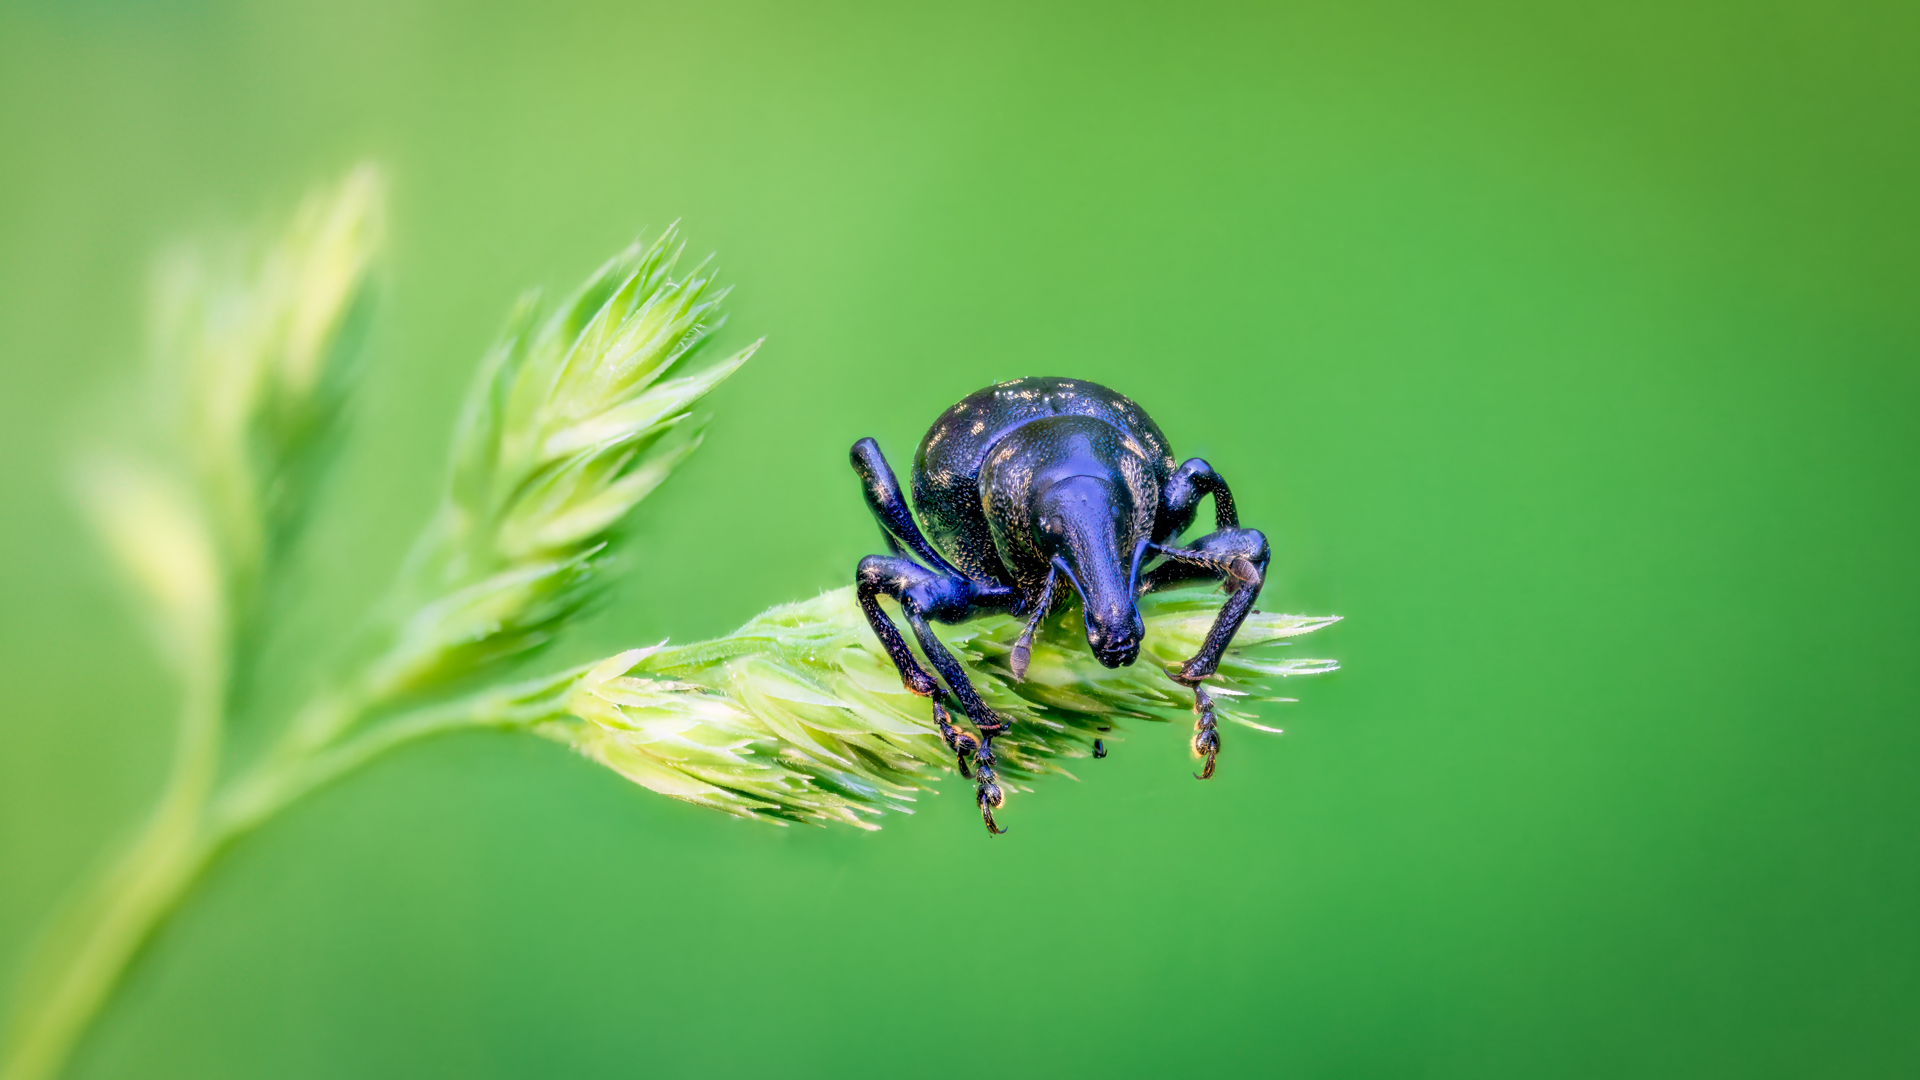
[856,554,1013,834]
[1139,527,1271,780]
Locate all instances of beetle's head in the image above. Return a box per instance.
[1035,474,1145,668]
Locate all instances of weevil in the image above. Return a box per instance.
[851,376,1270,834]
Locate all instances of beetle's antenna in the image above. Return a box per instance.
[1126,536,1152,597]
[1009,566,1060,681]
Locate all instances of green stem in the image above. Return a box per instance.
[213,672,577,839]
[1,658,224,1080]
[0,817,216,1080]
[0,675,563,1080]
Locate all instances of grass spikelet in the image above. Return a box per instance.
[369,226,759,700]
[547,587,1340,826]
[150,164,384,594]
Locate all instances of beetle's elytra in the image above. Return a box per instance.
[850,376,1270,834]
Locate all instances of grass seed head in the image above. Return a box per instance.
[549,587,1339,827]
[376,227,758,698]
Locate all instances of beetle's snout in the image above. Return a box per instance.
[1085,608,1145,668]
[1098,630,1136,664]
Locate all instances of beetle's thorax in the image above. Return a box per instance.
[910,377,1177,588]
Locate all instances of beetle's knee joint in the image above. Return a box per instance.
[856,555,908,594]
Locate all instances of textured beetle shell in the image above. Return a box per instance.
[912,376,1178,588]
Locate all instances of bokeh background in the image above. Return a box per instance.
[3,1,1916,1076]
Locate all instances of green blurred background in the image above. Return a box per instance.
[2,0,1916,1076]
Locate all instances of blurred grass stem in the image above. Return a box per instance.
[0,666,224,1080]
[1,664,572,1080]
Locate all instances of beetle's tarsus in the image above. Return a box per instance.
[1092,737,1107,758]
[1192,685,1221,780]
[975,741,1008,834]
[932,700,979,778]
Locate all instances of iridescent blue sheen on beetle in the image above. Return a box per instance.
[850,377,1271,834]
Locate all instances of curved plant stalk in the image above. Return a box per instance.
[5,166,385,1080]
[1,170,1337,1080]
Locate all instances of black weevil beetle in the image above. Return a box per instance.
[850,376,1270,834]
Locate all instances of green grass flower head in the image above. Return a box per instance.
[552,586,1338,827]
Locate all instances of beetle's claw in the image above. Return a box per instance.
[980,803,1008,835]
[1193,745,1219,781]
[978,779,1008,834]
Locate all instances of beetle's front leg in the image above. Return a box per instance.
[899,604,1019,835]
[857,555,980,769]
[856,554,1012,831]
[1139,527,1271,780]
